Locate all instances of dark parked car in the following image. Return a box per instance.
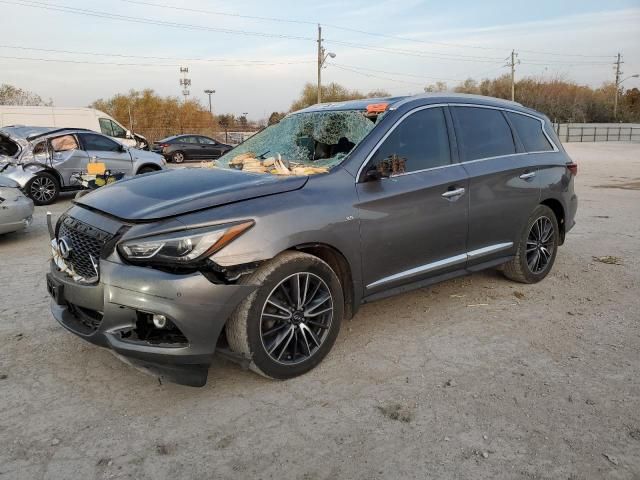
[152,134,232,163]
[46,94,577,386]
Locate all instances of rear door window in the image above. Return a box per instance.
[506,112,553,152]
[369,107,451,175]
[198,137,216,145]
[452,107,516,161]
[181,136,199,144]
[51,135,79,152]
[79,133,122,152]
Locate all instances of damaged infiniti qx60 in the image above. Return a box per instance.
[46,94,578,386]
[0,126,166,205]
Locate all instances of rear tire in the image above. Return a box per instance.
[25,172,60,205]
[226,251,344,379]
[171,151,185,163]
[503,205,559,284]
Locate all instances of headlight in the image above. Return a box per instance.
[118,220,254,265]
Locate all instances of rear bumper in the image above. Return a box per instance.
[0,195,33,234]
[48,259,257,386]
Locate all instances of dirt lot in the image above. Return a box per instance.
[0,143,638,479]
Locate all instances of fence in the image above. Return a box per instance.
[139,128,258,146]
[554,123,640,143]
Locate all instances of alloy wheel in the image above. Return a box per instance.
[173,152,184,163]
[526,216,555,274]
[260,272,334,365]
[30,176,56,203]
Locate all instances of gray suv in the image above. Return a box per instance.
[46,94,577,386]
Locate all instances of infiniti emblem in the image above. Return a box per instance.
[57,237,72,259]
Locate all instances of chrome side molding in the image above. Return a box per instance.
[367,242,514,289]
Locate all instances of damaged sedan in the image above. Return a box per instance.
[46,94,577,386]
[0,127,166,205]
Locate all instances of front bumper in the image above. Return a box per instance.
[48,259,257,386]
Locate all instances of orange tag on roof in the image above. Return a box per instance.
[366,102,388,114]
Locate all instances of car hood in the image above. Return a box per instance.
[76,167,308,221]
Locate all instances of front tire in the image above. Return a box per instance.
[226,251,344,379]
[503,205,559,283]
[25,172,60,205]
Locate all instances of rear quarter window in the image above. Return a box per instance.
[452,107,516,161]
[506,112,554,152]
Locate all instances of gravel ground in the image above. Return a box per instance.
[0,142,638,480]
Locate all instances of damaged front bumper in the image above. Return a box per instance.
[47,257,257,386]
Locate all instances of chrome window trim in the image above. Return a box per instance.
[356,103,558,183]
[355,103,449,182]
[448,103,559,154]
[366,241,514,289]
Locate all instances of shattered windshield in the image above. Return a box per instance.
[217,110,376,175]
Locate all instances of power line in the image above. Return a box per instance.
[0,44,313,65]
[0,55,313,67]
[2,0,315,41]
[330,63,464,82]
[328,64,427,87]
[324,40,507,63]
[117,0,616,59]
[4,0,617,64]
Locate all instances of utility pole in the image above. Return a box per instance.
[179,67,191,102]
[613,53,623,120]
[317,24,323,104]
[507,50,519,102]
[316,24,336,105]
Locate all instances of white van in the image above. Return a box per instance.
[0,106,148,149]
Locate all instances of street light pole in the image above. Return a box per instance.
[204,89,215,114]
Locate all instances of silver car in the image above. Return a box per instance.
[0,174,33,235]
[0,126,166,205]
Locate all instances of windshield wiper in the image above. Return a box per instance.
[257,150,270,159]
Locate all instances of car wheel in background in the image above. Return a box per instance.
[25,172,60,206]
[137,166,157,175]
[503,204,559,284]
[226,251,344,379]
[171,151,185,163]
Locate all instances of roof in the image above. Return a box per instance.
[295,93,529,115]
[0,126,93,141]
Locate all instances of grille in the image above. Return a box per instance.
[58,216,114,281]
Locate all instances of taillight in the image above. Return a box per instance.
[567,162,578,176]
[160,143,170,148]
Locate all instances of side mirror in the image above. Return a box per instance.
[365,165,382,182]
[125,130,133,139]
[118,144,127,152]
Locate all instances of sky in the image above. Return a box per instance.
[1,0,639,119]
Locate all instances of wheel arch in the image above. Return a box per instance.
[290,243,357,320]
[540,198,566,244]
[136,163,162,174]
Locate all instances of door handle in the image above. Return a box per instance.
[441,187,465,198]
[519,171,536,180]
